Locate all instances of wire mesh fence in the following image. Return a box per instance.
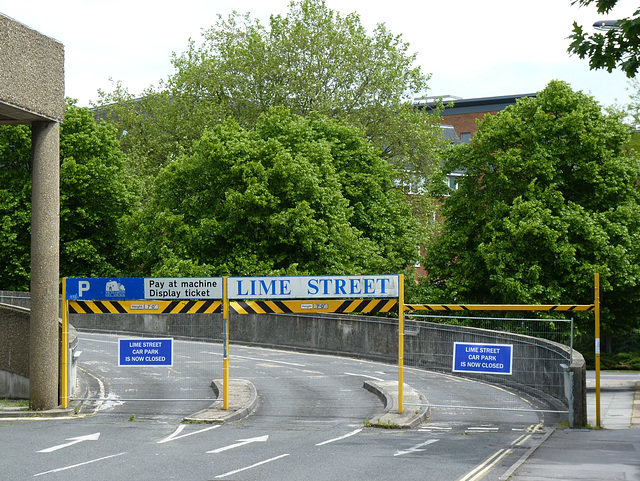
[404,313,574,411]
[71,314,223,402]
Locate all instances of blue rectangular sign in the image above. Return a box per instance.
[452,342,513,375]
[118,338,173,367]
[66,277,223,300]
[66,278,145,301]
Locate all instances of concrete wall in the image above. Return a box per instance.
[0,304,30,398]
[0,303,78,401]
[66,309,586,426]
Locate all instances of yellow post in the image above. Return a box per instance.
[223,276,230,410]
[398,274,404,414]
[61,278,69,409]
[594,273,601,428]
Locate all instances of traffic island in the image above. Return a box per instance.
[363,380,428,429]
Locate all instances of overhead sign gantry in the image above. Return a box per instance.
[62,275,404,410]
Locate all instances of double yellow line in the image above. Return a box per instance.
[457,424,544,481]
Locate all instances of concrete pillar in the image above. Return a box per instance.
[29,121,60,411]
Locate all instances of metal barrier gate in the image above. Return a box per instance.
[61,275,403,410]
[61,274,602,426]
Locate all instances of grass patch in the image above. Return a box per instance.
[0,398,28,408]
[364,417,401,429]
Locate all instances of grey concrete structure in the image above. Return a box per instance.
[0,303,78,401]
[0,13,64,410]
[0,304,30,398]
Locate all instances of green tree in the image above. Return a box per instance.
[423,81,640,348]
[125,107,422,276]
[60,100,138,277]
[0,100,137,289]
[99,0,444,185]
[0,124,32,289]
[569,0,640,77]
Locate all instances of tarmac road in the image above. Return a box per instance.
[0,331,563,480]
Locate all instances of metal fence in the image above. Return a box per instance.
[70,311,224,403]
[404,313,573,413]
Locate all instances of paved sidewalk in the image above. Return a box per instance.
[508,371,640,480]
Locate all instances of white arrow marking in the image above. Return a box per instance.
[158,424,220,444]
[394,438,439,456]
[207,435,269,454]
[38,433,101,453]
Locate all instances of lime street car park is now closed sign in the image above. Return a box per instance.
[119,338,173,366]
[452,342,513,375]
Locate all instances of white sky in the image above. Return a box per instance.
[2,0,638,108]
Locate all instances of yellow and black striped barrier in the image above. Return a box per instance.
[68,299,398,315]
[68,300,222,314]
[231,299,398,314]
[405,303,595,312]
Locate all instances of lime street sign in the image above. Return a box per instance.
[227,275,399,299]
[65,275,398,301]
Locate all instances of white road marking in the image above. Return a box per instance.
[344,372,385,382]
[78,337,118,344]
[34,453,126,477]
[207,435,269,454]
[466,426,499,432]
[394,439,439,456]
[214,453,290,479]
[316,428,363,446]
[38,433,100,453]
[157,424,220,444]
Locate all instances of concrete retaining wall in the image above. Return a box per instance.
[0,302,78,401]
[0,292,586,426]
[67,310,586,426]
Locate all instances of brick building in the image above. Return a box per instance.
[418,93,537,143]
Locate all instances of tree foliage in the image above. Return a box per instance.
[424,81,640,342]
[125,107,423,276]
[0,100,136,289]
[99,0,444,183]
[0,124,32,290]
[569,0,640,77]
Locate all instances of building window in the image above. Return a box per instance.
[460,132,471,144]
[446,175,460,191]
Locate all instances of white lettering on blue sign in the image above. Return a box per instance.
[452,342,513,375]
[118,338,174,366]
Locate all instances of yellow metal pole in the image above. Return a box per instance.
[223,276,230,410]
[61,278,69,409]
[398,274,404,414]
[594,273,601,428]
